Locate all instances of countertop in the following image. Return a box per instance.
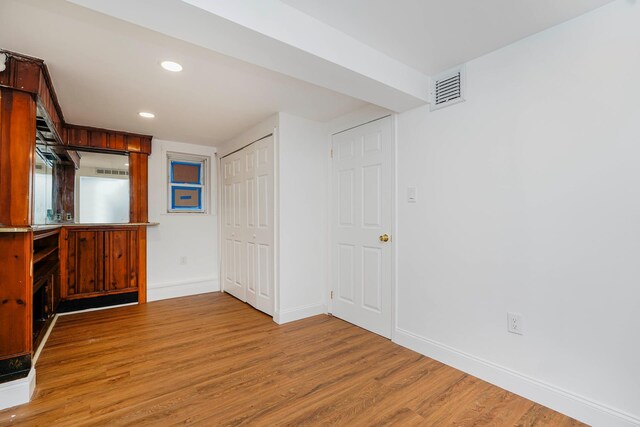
[0,222,160,233]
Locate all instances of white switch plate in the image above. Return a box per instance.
[507,312,523,335]
[407,186,417,203]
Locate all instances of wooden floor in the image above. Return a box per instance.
[0,293,584,426]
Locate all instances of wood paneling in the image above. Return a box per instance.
[108,133,125,151]
[37,74,63,141]
[0,51,64,141]
[64,126,89,148]
[104,230,138,292]
[129,152,149,223]
[0,53,41,94]
[61,227,139,300]
[0,88,36,226]
[64,124,152,155]
[0,293,584,426]
[0,233,32,359]
[137,226,147,304]
[52,163,75,218]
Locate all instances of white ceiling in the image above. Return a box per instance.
[0,0,366,145]
[0,0,616,146]
[282,0,616,75]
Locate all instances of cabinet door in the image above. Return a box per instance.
[67,230,103,296]
[104,229,138,292]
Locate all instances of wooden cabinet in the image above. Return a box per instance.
[62,228,138,299]
[32,229,59,350]
[0,49,152,386]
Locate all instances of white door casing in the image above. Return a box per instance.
[331,116,393,338]
[222,135,275,316]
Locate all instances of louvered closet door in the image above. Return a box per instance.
[222,135,274,316]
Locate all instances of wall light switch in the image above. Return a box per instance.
[407,186,417,203]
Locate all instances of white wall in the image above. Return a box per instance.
[276,113,328,323]
[216,113,279,157]
[147,139,219,301]
[216,113,329,323]
[395,1,640,426]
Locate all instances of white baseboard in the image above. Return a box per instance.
[57,303,138,316]
[147,277,220,302]
[274,303,327,324]
[0,368,36,411]
[394,328,640,427]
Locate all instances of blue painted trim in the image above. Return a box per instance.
[170,185,202,210]
[170,160,202,184]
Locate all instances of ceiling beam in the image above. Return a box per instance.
[67,0,429,112]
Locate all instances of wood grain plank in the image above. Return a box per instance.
[0,293,586,426]
[0,88,36,226]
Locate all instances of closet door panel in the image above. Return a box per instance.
[221,136,274,316]
[222,154,245,301]
[253,136,274,316]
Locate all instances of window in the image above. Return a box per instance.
[167,153,208,213]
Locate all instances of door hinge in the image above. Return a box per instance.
[330,148,333,158]
[330,291,333,299]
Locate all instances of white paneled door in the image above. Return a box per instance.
[222,135,274,316]
[332,116,393,338]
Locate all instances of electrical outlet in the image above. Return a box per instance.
[179,256,187,265]
[507,312,523,335]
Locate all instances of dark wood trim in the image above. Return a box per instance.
[64,123,152,141]
[56,292,137,313]
[0,354,31,383]
[64,124,152,155]
[137,226,147,304]
[0,88,36,227]
[129,152,149,222]
[0,233,33,359]
[1,49,152,155]
[38,56,65,124]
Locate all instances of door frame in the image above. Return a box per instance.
[327,114,397,340]
[217,131,279,317]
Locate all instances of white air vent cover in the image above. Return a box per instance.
[431,66,465,111]
[96,168,129,176]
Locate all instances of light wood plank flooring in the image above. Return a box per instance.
[0,293,585,426]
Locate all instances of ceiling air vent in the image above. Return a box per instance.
[431,66,465,111]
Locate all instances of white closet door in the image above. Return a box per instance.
[251,136,274,315]
[222,152,246,302]
[222,135,274,316]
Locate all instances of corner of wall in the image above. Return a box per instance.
[273,303,328,325]
[0,368,36,411]
[147,277,220,302]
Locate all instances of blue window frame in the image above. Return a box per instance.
[167,155,207,213]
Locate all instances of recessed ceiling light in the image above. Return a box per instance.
[138,112,155,118]
[124,163,129,166]
[161,60,183,72]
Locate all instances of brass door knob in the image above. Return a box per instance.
[379,234,390,242]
